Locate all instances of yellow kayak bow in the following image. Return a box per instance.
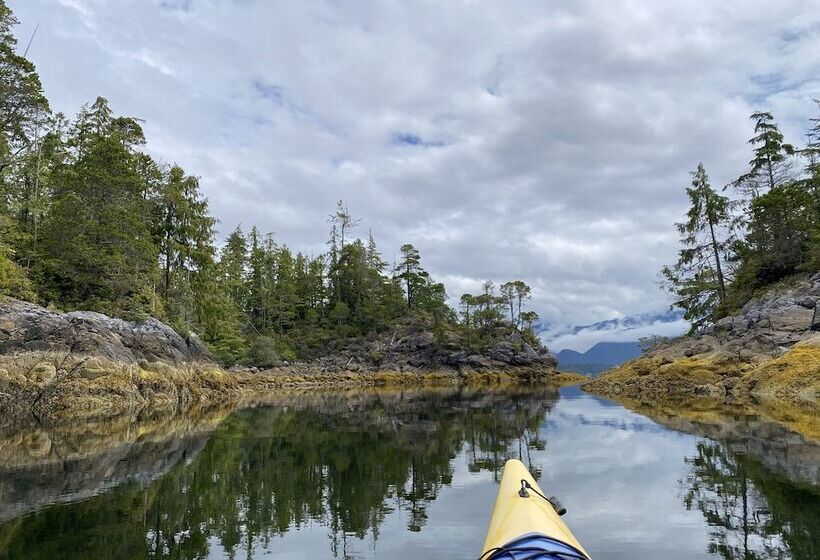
[480,459,591,560]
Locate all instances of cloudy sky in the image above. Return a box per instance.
[10,0,820,350]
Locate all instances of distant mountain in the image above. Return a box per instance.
[537,309,684,339]
[556,341,643,376]
[538,309,686,360]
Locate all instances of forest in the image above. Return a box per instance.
[0,1,539,365]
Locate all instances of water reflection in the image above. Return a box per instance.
[0,387,555,559]
[683,441,818,559]
[0,386,816,560]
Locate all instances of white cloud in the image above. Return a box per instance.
[10,0,820,333]
[543,317,689,353]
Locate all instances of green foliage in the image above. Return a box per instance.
[459,280,542,351]
[746,184,816,282]
[37,99,158,319]
[662,164,732,330]
[0,0,49,177]
[666,107,820,328]
[242,336,294,368]
[0,215,34,300]
[153,165,216,328]
[732,111,795,198]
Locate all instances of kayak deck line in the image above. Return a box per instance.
[480,459,591,560]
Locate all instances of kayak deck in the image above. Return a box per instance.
[481,459,591,560]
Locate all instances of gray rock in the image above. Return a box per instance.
[463,354,492,368]
[396,332,434,350]
[0,299,211,364]
[446,351,468,365]
[512,343,540,365]
[489,341,515,363]
[541,352,558,369]
[768,305,813,333]
[797,296,817,309]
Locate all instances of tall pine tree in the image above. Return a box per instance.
[662,163,732,329]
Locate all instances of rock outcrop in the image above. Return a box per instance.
[584,273,820,418]
[0,300,565,424]
[653,272,820,363]
[0,299,211,364]
[293,320,558,375]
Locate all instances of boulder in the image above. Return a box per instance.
[512,343,540,365]
[796,296,817,309]
[540,352,558,369]
[463,354,492,368]
[488,341,515,363]
[0,299,212,364]
[768,305,813,333]
[396,332,434,350]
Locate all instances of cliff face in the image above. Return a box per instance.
[584,273,820,426]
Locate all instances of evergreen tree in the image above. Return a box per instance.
[246,226,268,330]
[744,184,816,284]
[153,165,216,327]
[499,280,531,328]
[732,111,795,198]
[471,280,505,331]
[194,259,246,365]
[39,99,158,318]
[0,213,35,299]
[272,245,299,334]
[220,226,249,313]
[0,0,49,176]
[801,100,820,270]
[662,163,732,329]
[395,243,426,309]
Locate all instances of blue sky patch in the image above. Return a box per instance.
[392,132,445,148]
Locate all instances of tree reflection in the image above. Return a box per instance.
[682,440,819,560]
[0,387,557,560]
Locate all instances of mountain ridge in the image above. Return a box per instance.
[556,341,643,376]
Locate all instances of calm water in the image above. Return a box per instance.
[0,386,817,559]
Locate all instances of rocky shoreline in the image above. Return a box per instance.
[584,273,820,437]
[0,299,576,425]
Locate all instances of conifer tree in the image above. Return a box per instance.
[0,0,49,176]
[220,226,249,313]
[662,163,732,329]
[500,280,531,328]
[40,99,158,317]
[732,111,795,198]
[395,243,425,309]
[153,165,216,326]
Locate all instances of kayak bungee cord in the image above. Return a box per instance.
[517,479,566,516]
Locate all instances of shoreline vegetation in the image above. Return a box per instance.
[0,347,583,426]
